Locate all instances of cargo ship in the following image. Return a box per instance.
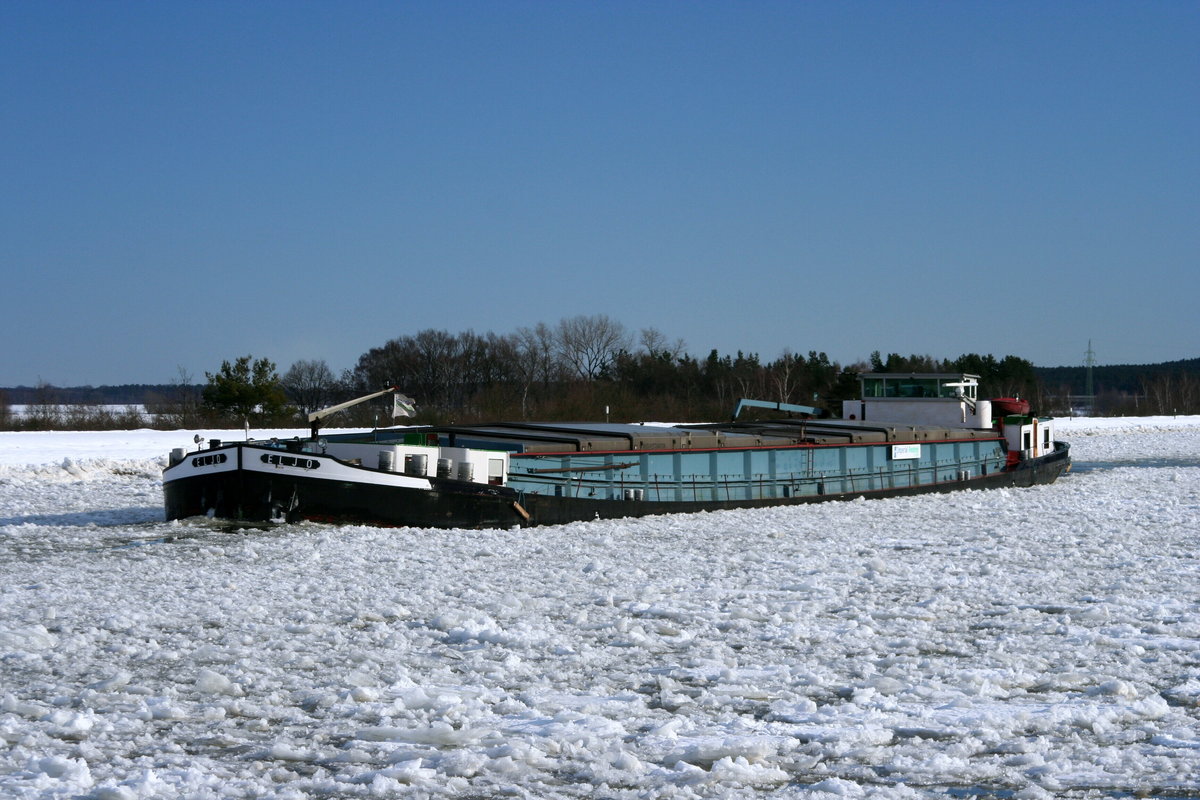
[162,373,1070,529]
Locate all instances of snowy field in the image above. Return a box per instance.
[1,418,1198,799]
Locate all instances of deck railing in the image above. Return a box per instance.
[509,455,1005,501]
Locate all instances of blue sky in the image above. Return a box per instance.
[3,1,1197,386]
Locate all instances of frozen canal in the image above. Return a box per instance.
[1,418,1198,799]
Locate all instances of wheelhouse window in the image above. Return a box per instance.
[860,375,978,400]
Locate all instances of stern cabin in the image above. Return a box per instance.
[843,373,992,428]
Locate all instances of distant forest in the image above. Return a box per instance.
[2,317,1198,429]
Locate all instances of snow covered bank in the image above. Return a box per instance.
[1,416,1197,467]
[1,419,1198,798]
[0,428,310,469]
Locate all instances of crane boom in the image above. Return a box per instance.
[307,387,403,437]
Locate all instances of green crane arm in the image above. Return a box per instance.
[731,398,823,421]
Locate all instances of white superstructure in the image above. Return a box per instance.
[842,373,993,429]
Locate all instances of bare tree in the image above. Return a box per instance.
[771,349,800,404]
[639,327,686,359]
[513,323,563,417]
[1181,373,1200,414]
[412,329,461,406]
[24,381,62,431]
[282,359,337,416]
[1142,372,1198,416]
[555,314,630,380]
[143,367,203,428]
[1143,373,1172,415]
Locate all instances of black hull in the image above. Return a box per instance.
[164,443,1071,530]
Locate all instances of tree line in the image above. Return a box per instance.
[187,319,1053,428]
[1037,357,1200,416]
[3,316,1196,430]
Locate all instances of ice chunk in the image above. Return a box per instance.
[194,668,241,696]
[356,722,486,746]
[0,625,57,650]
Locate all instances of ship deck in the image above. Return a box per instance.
[339,418,1002,455]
